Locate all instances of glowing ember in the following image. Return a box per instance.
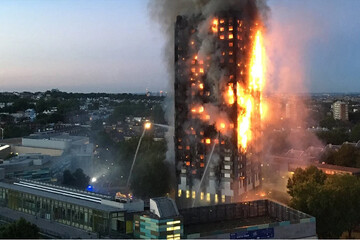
[226,84,235,105]
[212,19,218,33]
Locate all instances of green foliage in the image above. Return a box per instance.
[57,99,80,115]
[319,116,338,129]
[287,166,327,212]
[96,131,115,148]
[316,129,350,145]
[35,113,64,124]
[0,217,40,239]
[320,144,360,168]
[62,168,90,190]
[130,151,171,198]
[88,102,99,111]
[150,104,166,124]
[108,101,150,123]
[287,167,360,238]
[40,91,163,101]
[91,120,104,131]
[350,123,360,142]
[116,136,171,198]
[108,101,166,124]
[4,125,32,138]
[35,98,60,112]
[349,111,360,124]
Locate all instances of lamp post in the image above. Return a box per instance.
[0,128,4,140]
[126,121,152,190]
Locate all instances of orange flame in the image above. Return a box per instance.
[212,19,218,33]
[237,29,265,152]
[249,31,264,92]
[226,84,235,105]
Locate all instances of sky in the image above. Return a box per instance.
[0,0,359,93]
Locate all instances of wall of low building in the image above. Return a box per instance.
[274,221,316,239]
[186,220,316,239]
[12,146,63,156]
[22,138,69,150]
[0,146,11,159]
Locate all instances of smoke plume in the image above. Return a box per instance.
[148,0,269,164]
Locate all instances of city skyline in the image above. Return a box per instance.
[0,0,359,93]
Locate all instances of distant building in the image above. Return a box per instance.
[21,133,94,176]
[333,101,348,121]
[0,153,70,182]
[25,108,36,122]
[1,133,94,178]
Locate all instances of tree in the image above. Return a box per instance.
[116,136,172,198]
[62,168,90,190]
[3,124,32,139]
[73,168,90,189]
[316,129,350,145]
[62,169,75,186]
[130,154,171,199]
[287,166,327,212]
[0,217,40,238]
[319,116,338,129]
[350,123,360,142]
[333,144,360,167]
[320,144,360,168]
[287,166,360,238]
[323,175,360,238]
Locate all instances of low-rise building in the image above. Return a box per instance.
[133,197,183,239]
[0,180,144,238]
[180,199,316,239]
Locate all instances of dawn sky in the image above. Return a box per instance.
[0,0,359,93]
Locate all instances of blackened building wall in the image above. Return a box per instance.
[175,11,261,208]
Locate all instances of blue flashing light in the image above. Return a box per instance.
[87,185,94,191]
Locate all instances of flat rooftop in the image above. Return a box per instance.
[24,133,85,142]
[0,180,124,212]
[184,215,276,235]
[179,199,314,237]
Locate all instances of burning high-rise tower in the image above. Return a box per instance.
[174,2,265,208]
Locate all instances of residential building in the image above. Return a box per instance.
[332,101,348,121]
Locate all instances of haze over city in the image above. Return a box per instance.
[0,0,360,239]
[0,0,360,93]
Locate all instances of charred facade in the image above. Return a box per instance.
[175,10,262,208]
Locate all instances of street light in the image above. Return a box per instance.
[144,122,152,130]
[126,121,152,190]
[0,128,4,140]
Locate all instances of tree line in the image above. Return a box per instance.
[288,166,360,238]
